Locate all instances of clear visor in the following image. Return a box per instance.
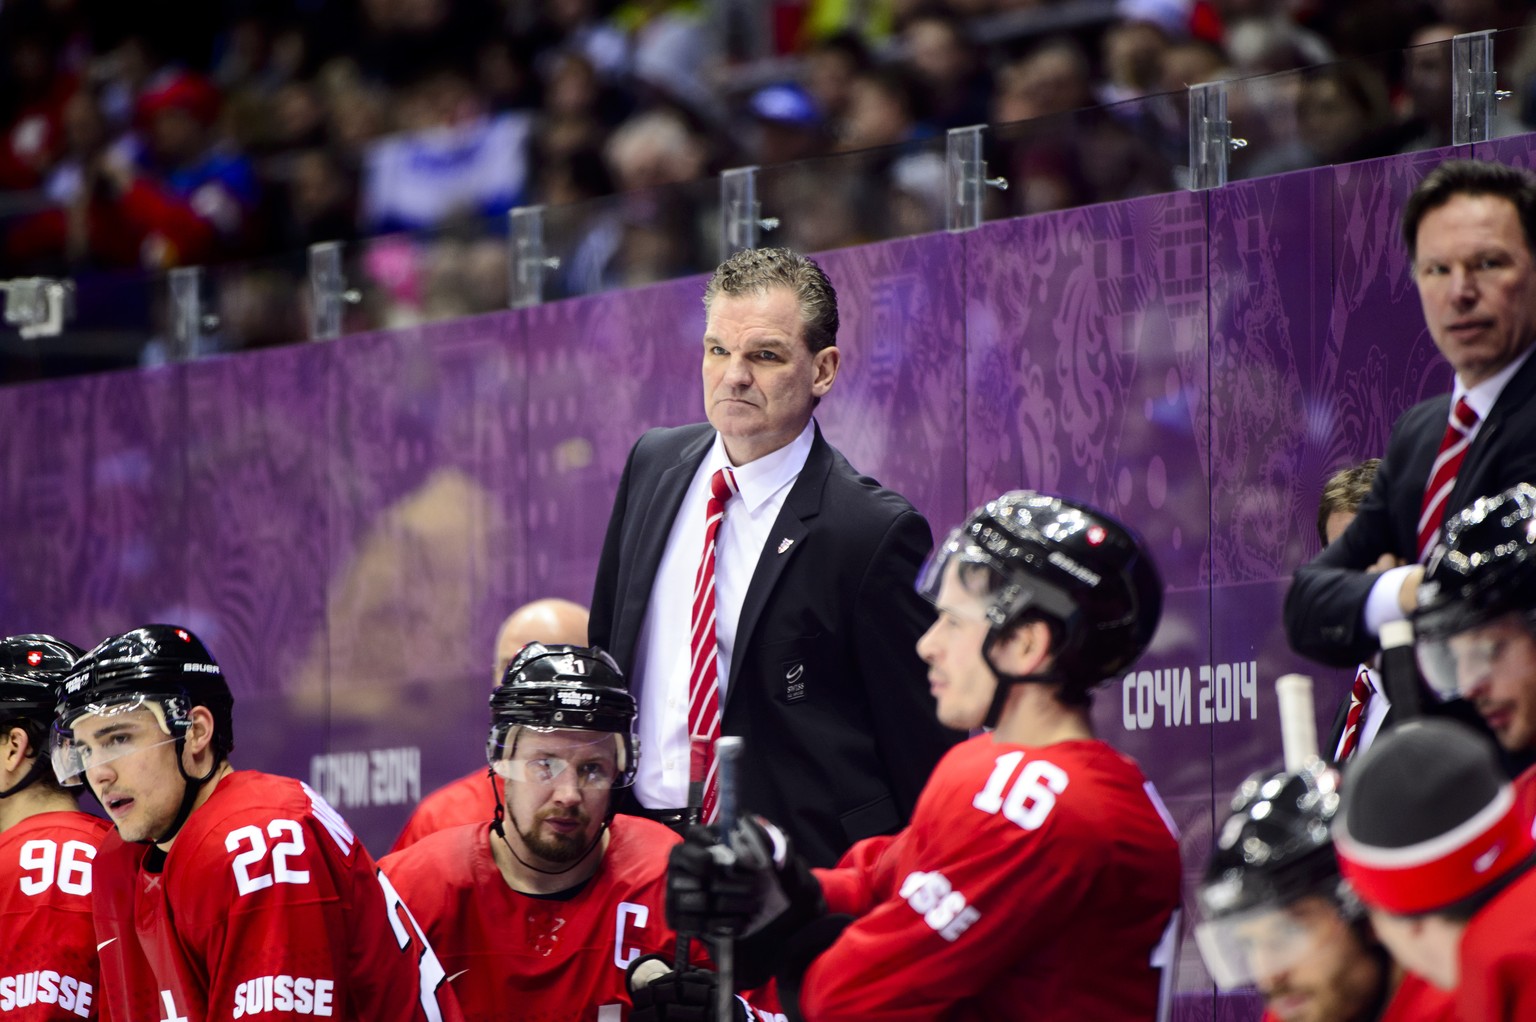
[1192,901,1349,991]
[486,726,631,790]
[916,536,1009,619]
[1416,613,1534,699]
[49,697,179,787]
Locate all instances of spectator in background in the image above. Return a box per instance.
[360,67,533,236]
[1394,25,1457,154]
[0,14,77,192]
[746,82,830,167]
[7,69,259,270]
[900,10,991,130]
[1247,62,1394,177]
[391,598,589,853]
[803,31,874,142]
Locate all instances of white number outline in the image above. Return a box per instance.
[18,839,95,896]
[973,752,1069,831]
[226,819,311,896]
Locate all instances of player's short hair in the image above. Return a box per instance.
[1402,159,1536,262]
[703,247,839,354]
[1316,458,1380,546]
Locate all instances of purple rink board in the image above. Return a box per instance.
[4,136,1530,1015]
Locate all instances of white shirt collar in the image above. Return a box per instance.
[1453,343,1536,421]
[705,420,816,514]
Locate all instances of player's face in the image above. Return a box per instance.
[1443,614,1536,752]
[916,563,997,730]
[1233,897,1382,1022]
[500,729,616,866]
[76,705,187,844]
[1367,909,1458,991]
[1414,192,1536,387]
[702,288,838,466]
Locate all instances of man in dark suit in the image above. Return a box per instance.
[590,247,960,867]
[1286,159,1536,669]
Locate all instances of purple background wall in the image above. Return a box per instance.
[6,137,1534,1015]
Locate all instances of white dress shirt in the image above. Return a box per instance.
[630,421,816,809]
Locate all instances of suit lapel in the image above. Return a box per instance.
[724,426,830,701]
[1447,349,1536,519]
[624,429,713,640]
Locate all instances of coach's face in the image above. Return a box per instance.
[1414,192,1536,388]
[703,287,839,466]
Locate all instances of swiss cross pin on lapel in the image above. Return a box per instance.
[777,537,794,554]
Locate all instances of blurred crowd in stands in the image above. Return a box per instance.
[2,0,1535,364]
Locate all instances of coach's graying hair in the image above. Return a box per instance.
[1402,159,1536,261]
[703,248,839,353]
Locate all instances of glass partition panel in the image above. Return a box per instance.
[1491,24,1536,140]
[346,215,511,332]
[753,134,951,254]
[539,175,722,302]
[984,91,1184,221]
[1225,48,1431,181]
[0,266,162,382]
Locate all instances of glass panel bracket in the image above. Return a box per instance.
[720,165,778,260]
[509,205,559,309]
[1188,80,1246,191]
[946,125,1007,232]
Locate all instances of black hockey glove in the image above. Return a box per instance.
[667,816,821,937]
[667,816,827,989]
[626,954,752,1022]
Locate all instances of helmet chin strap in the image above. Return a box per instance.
[489,770,606,878]
[143,735,220,846]
[979,631,1061,729]
[0,760,46,800]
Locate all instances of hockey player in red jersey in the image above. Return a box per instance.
[1335,718,1536,1022]
[380,643,771,1022]
[667,490,1181,1020]
[1195,761,1456,1022]
[0,634,109,1020]
[49,624,463,1022]
[388,598,590,854]
[1413,483,1536,797]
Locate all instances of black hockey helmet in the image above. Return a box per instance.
[488,643,637,788]
[1414,483,1536,696]
[917,491,1162,713]
[53,625,234,786]
[1194,761,1358,988]
[0,634,84,796]
[0,634,83,722]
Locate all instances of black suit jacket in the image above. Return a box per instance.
[1286,351,1536,667]
[590,422,962,866]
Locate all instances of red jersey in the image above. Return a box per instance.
[91,771,463,1022]
[380,816,781,1022]
[0,810,111,1019]
[1456,865,1536,1022]
[389,771,495,854]
[1258,970,1458,1022]
[803,736,1180,1021]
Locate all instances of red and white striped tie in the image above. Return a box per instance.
[687,466,738,823]
[1337,666,1373,761]
[1416,397,1478,562]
